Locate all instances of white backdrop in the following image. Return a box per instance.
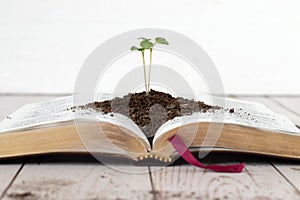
[0,0,299,94]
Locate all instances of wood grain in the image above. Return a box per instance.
[244,162,299,199]
[2,163,153,200]
[151,158,300,199]
[150,165,206,199]
[271,162,300,193]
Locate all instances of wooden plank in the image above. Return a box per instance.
[236,96,300,193]
[150,156,299,199]
[244,162,299,199]
[271,162,300,194]
[2,163,153,200]
[273,97,300,120]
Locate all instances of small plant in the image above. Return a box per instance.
[131,37,169,94]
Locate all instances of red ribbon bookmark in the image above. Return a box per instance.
[168,135,245,173]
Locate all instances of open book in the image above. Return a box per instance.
[0,94,300,163]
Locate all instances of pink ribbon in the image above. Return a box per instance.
[168,135,245,173]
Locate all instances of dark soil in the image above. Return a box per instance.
[73,90,222,143]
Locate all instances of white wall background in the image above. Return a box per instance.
[0,0,299,94]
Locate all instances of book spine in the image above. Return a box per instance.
[136,153,172,163]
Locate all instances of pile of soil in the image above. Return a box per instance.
[74,90,222,141]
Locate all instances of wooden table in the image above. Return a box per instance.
[0,95,300,200]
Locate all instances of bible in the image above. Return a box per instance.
[1,92,300,165]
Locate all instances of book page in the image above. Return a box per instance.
[2,94,299,149]
[3,93,115,121]
[153,96,300,145]
[0,95,149,148]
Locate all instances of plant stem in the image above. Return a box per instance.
[141,50,148,93]
[148,48,153,92]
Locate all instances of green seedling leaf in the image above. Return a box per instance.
[155,37,169,45]
[140,40,153,49]
[131,46,138,51]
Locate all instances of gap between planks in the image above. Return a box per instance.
[148,166,158,200]
[0,163,24,200]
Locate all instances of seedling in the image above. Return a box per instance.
[131,37,169,94]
